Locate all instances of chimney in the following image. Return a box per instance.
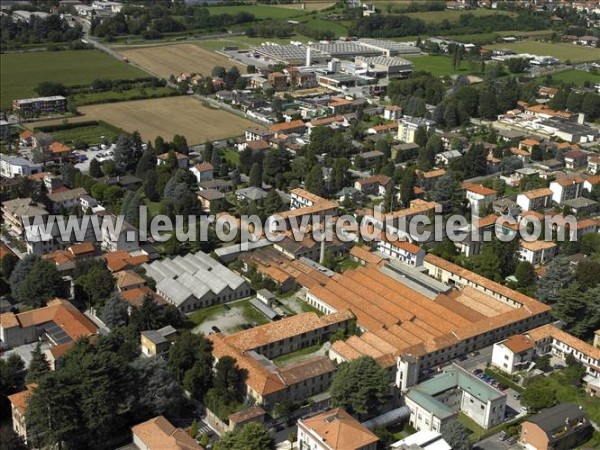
[306,45,311,67]
[577,113,585,125]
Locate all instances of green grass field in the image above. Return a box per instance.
[487,41,600,63]
[42,121,122,146]
[207,5,310,20]
[552,69,600,85]
[0,50,147,109]
[299,18,349,37]
[405,54,482,76]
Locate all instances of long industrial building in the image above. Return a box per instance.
[142,251,250,312]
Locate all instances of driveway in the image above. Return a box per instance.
[192,306,247,335]
[475,432,522,450]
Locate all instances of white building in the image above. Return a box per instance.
[588,156,600,175]
[290,187,327,210]
[397,117,435,143]
[189,162,214,183]
[491,334,536,374]
[376,236,425,267]
[405,364,506,432]
[516,188,553,211]
[463,184,497,217]
[391,430,451,450]
[0,155,43,178]
[156,151,188,169]
[518,240,558,265]
[549,177,584,204]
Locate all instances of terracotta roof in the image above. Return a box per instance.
[520,138,541,147]
[310,115,345,127]
[49,141,71,154]
[463,184,497,196]
[503,334,534,354]
[20,130,33,140]
[563,150,587,159]
[131,415,203,450]
[300,408,379,449]
[419,169,447,179]
[69,241,95,256]
[379,233,422,255]
[246,139,270,151]
[356,175,391,187]
[290,188,328,205]
[157,151,188,161]
[30,171,49,181]
[42,249,75,267]
[113,270,146,289]
[193,162,213,172]
[474,214,498,229]
[103,251,149,272]
[585,175,600,186]
[270,119,306,133]
[120,287,163,307]
[228,406,266,424]
[349,246,384,265]
[7,384,37,416]
[553,177,584,187]
[0,299,97,341]
[510,147,530,157]
[525,104,572,119]
[519,240,557,252]
[527,324,600,361]
[371,122,398,132]
[222,310,352,352]
[524,188,553,199]
[0,242,15,260]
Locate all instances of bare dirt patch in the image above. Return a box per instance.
[120,43,244,78]
[30,96,254,144]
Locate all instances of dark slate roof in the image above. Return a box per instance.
[527,403,587,435]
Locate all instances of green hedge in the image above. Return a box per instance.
[34,120,122,135]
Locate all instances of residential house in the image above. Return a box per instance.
[8,384,36,445]
[19,130,34,146]
[357,150,385,166]
[435,150,462,166]
[562,149,588,170]
[236,186,268,203]
[376,235,425,267]
[368,122,398,135]
[463,184,497,217]
[140,325,177,357]
[245,126,274,142]
[131,415,203,450]
[197,189,225,211]
[190,162,214,183]
[587,155,600,175]
[156,152,188,169]
[519,403,592,450]
[270,120,306,137]
[549,177,584,204]
[518,240,558,265]
[383,105,402,121]
[519,138,541,153]
[47,187,87,213]
[101,214,139,252]
[491,334,536,374]
[198,179,232,193]
[583,175,600,195]
[516,188,553,211]
[493,198,520,217]
[510,147,531,164]
[0,155,43,178]
[306,115,347,135]
[113,270,146,292]
[561,197,598,216]
[391,142,419,160]
[417,169,446,190]
[244,139,270,152]
[297,408,379,450]
[267,72,287,91]
[354,175,392,196]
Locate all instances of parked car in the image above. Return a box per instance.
[473,369,483,375]
[211,325,221,333]
[498,431,508,442]
[223,303,230,311]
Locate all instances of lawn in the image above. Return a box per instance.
[206,5,310,20]
[300,301,324,316]
[405,54,482,77]
[0,50,147,109]
[486,41,600,63]
[235,299,270,326]
[70,86,177,107]
[36,121,123,146]
[222,147,240,166]
[298,18,349,37]
[188,303,225,326]
[552,69,600,86]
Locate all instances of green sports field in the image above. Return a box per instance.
[405,54,483,77]
[552,69,600,85]
[0,50,147,109]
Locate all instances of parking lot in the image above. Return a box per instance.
[73,145,115,173]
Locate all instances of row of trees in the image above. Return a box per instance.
[0,14,81,46]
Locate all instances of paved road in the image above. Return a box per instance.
[193,94,268,126]
[475,432,520,450]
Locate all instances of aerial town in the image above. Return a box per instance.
[0,0,599,449]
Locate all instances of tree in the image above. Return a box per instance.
[9,254,39,297]
[129,295,162,332]
[263,190,284,217]
[144,169,159,202]
[575,260,600,289]
[218,423,274,450]
[168,331,213,383]
[113,133,141,173]
[521,380,557,412]
[214,356,247,404]
[515,261,535,288]
[136,149,156,179]
[172,134,189,155]
[535,355,550,372]
[203,140,214,163]
[17,259,65,307]
[183,357,214,401]
[26,343,51,383]
[249,162,262,188]
[442,421,471,450]
[75,259,115,308]
[35,81,66,97]
[1,253,19,280]
[0,354,25,418]
[536,258,574,305]
[478,89,498,120]
[330,356,389,417]
[98,294,129,328]
[305,165,324,197]
[507,57,529,73]
[399,169,416,207]
[414,126,428,148]
[89,157,103,178]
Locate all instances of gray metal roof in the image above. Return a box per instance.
[249,298,279,320]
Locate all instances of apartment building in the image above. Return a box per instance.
[516,188,553,211]
[0,155,43,178]
[518,240,558,265]
[491,334,536,374]
[376,235,425,267]
[463,184,497,217]
[1,197,49,235]
[13,96,67,116]
[549,177,584,204]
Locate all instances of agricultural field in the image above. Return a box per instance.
[30,97,254,144]
[279,1,335,10]
[70,86,177,107]
[552,69,600,85]
[206,5,310,20]
[193,35,301,52]
[119,44,243,79]
[403,8,515,22]
[29,121,123,146]
[0,50,146,109]
[486,41,600,63]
